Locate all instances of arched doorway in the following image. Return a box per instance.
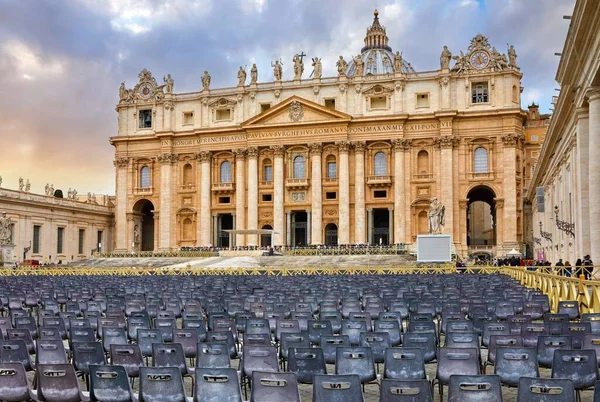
[133,199,155,251]
[261,225,273,248]
[466,186,496,247]
[325,223,338,246]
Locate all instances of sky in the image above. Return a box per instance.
[0,0,574,196]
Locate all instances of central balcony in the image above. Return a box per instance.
[285,178,310,190]
[367,175,392,187]
[134,187,153,196]
[212,182,235,194]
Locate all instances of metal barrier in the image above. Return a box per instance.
[93,250,219,258]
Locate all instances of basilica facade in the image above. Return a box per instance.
[112,11,526,258]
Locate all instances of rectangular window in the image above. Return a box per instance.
[57,228,64,254]
[264,166,273,182]
[416,93,429,108]
[33,225,41,254]
[97,231,103,253]
[327,162,337,179]
[216,109,232,121]
[531,135,538,141]
[472,82,489,103]
[183,112,194,125]
[374,190,387,199]
[260,103,271,113]
[324,98,336,110]
[218,196,231,204]
[370,96,387,110]
[138,109,152,128]
[78,229,85,255]
[262,194,272,202]
[326,192,337,200]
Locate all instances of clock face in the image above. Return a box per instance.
[139,83,153,99]
[470,51,489,69]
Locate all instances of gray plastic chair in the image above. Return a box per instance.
[312,374,365,402]
[494,346,539,387]
[250,371,300,402]
[516,377,575,402]
[89,364,135,402]
[448,374,503,402]
[139,366,187,402]
[194,367,242,402]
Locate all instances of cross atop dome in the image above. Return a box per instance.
[362,9,391,52]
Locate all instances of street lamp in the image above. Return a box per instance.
[553,206,575,237]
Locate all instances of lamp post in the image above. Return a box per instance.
[553,206,575,237]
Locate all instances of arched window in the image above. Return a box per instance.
[326,155,337,179]
[473,147,488,173]
[417,150,429,174]
[140,166,151,188]
[182,164,193,186]
[374,152,387,175]
[263,158,273,182]
[293,155,305,179]
[220,161,232,183]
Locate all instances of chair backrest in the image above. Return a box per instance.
[551,349,599,391]
[488,334,523,364]
[196,342,231,368]
[110,344,144,378]
[154,318,177,343]
[436,347,481,386]
[172,328,198,358]
[403,332,436,363]
[516,377,575,402]
[335,346,376,384]
[275,319,300,342]
[494,347,539,387]
[36,339,68,364]
[250,371,300,402]
[383,347,426,381]
[6,328,35,354]
[152,343,188,375]
[243,333,271,346]
[308,320,333,344]
[562,322,591,349]
[521,322,548,348]
[137,329,163,357]
[139,366,187,402]
[280,332,309,360]
[102,327,127,353]
[582,313,600,334]
[557,301,580,320]
[379,378,433,402]
[72,342,106,375]
[0,339,32,371]
[41,318,67,339]
[89,364,135,402]
[341,320,368,346]
[312,374,365,402]
[321,311,343,334]
[206,331,237,358]
[194,367,242,402]
[241,345,279,378]
[320,335,350,364]
[482,322,510,347]
[0,362,33,401]
[36,364,83,402]
[374,320,401,346]
[537,335,572,368]
[447,374,503,402]
[245,319,271,336]
[360,331,391,363]
[69,326,96,347]
[287,347,326,384]
[445,332,479,350]
[127,316,150,340]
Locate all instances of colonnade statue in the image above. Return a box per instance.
[428,197,445,234]
[0,212,12,246]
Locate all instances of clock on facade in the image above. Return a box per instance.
[470,51,489,69]
[139,83,153,99]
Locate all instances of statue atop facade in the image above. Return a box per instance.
[18,177,23,191]
[45,183,49,195]
[50,184,54,195]
[72,189,78,201]
[133,225,140,244]
[272,60,283,81]
[393,51,403,72]
[440,46,452,69]
[163,74,174,94]
[0,212,12,246]
[490,47,508,70]
[451,51,468,74]
[250,63,258,84]
[293,54,304,80]
[428,197,445,234]
[201,71,211,91]
[25,179,30,192]
[311,57,322,79]
[0,176,2,187]
[67,188,72,199]
[336,56,347,77]
[508,45,517,67]
[355,55,364,77]
[237,66,247,86]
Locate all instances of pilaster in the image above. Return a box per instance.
[234,148,246,246]
[272,145,285,246]
[337,141,350,245]
[198,151,212,246]
[157,152,177,250]
[353,142,366,244]
[246,147,259,246]
[309,143,323,245]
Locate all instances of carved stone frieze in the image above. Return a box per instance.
[157,153,178,164]
[392,138,412,151]
[289,101,304,122]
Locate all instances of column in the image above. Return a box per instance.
[354,142,366,244]
[367,208,374,245]
[199,151,212,246]
[494,199,504,247]
[234,149,246,246]
[337,141,350,244]
[231,214,236,249]
[272,146,285,246]
[310,143,322,245]
[286,211,292,246]
[502,135,519,247]
[212,214,218,247]
[437,136,456,238]
[588,89,600,268]
[388,208,394,244]
[393,139,408,244]
[113,157,129,251]
[306,210,312,245]
[158,153,176,250]
[246,148,259,247]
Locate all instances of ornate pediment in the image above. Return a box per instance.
[362,84,394,96]
[118,68,167,105]
[208,97,237,109]
[242,96,351,127]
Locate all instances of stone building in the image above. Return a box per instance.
[0,187,114,264]
[112,10,526,258]
[528,0,600,265]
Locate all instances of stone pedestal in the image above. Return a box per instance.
[0,245,16,267]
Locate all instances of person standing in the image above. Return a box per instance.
[583,255,594,280]
[575,258,583,278]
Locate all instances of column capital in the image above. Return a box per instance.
[494,197,505,210]
[434,136,459,149]
[586,87,600,102]
[246,147,259,159]
[113,157,129,168]
[392,138,412,151]
[575,106,589,120]
[459,199,469,209]
[308,143,322,155]
[195,151,212,162]
[336,141,351,153]
[501,133,524,147]
[157,153,178,164]
[352,141,366,152]
[233,148,247,159]
[271,145,286,157]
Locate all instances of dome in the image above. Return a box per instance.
[345,10,416,77]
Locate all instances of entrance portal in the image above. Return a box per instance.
[133,199,155,251]
[467,186,496,246]
[218,214,234,248]
[261,225,273,248]
[372,209,390,245]
[292,211,308,247]
[325,223,338,246]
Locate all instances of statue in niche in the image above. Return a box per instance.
[336,56,347,77]
[201,71,211,90]
[355,55,364,77]
[250,63,258,84]
[440,46,452,69]
[271,60,283,81]
[18,177,24,191]
[394,51,403,72]
[293,54,304,79]
[311,57,322,79]
[0,212,12,246]
[508,45,518,67]
[133,225,140,244]
[163,74,174,94]
[428,197,445,234]
[237,66,247,86]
